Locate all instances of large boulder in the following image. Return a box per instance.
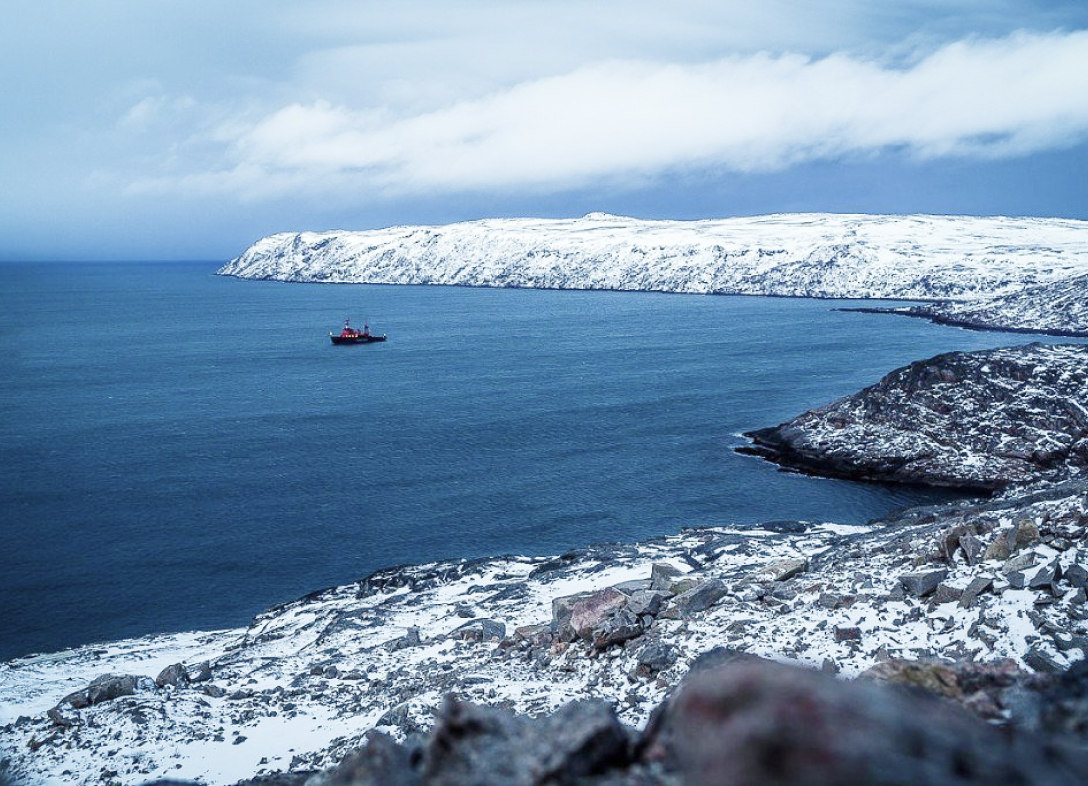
[327,697,632,785]
[662,660,1088,786]
[664,579,727,618]
[899,569,948,598]
[558,587,629,642]
[60,674,139,709]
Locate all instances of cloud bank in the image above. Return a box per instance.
[131,29,1088,201]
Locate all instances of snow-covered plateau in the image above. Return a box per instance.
[218,213,1088,334]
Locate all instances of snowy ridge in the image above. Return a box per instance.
[219,213,1088,305]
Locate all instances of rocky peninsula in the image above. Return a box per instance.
[893,273,1088,337]
[741,343,1088,491]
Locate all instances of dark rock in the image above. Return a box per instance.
[592,610,644,650]
[637,642,678,675]
[665,659,1088,785]
[686,647,768,677]
[959,532,986,565]
[958,577,995,609]
[60,674,139,709]
[321,731,420,786]
[376,701,431,737]
[186,661,212,683]
[1065,562,1088,590]
[1038,660,1088,741]
[1003,552,1038,575]
[899,569,949,597]
[453,619,506,643]
[565,588,629,641]
[359,696,631,785]
[155,663,188,689]
[834,625,862,642]
[649,563,683,592]
[933,582,963,604]
[200,684,226,698]
[667,579,726,618]
[626,589,668,618]
[551,591,597,639]
[760,520,809,534]
[746,558,809,583]
[485,583,530,604]
[1024,645,1065,674]
[739,344,1088,490]
[1027,560,1061,589]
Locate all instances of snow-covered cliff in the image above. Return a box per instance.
[220,213,1088,305]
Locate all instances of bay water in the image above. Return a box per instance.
[0,262,1049,660]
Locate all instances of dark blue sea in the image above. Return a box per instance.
[0,262,1052,661]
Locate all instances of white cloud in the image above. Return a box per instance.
[118,95,199,132]
[128,29,1088,201]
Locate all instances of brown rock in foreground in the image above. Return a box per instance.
[667,660,1088,786]
[238,659,1088,786]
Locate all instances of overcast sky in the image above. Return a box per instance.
[3,1,1088,261]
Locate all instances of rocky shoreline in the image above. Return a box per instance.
[4,343,1088,785]
[740,343,1088,491]
[3,477,1088,783]
[894,273,1088,338]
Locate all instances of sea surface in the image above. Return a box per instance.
[0,261,1062,661]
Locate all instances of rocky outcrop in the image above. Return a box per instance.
[742,343,1088,490]
[58,674,141,709]
[896,273,1088,338]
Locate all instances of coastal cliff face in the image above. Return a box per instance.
[218,213,1088,334]
[743,343,1088,490]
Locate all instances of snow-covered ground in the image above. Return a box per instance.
[3,479,1085,785]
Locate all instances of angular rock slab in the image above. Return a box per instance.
[899,569,949,598]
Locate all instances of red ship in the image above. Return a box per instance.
[330,318,387,344]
